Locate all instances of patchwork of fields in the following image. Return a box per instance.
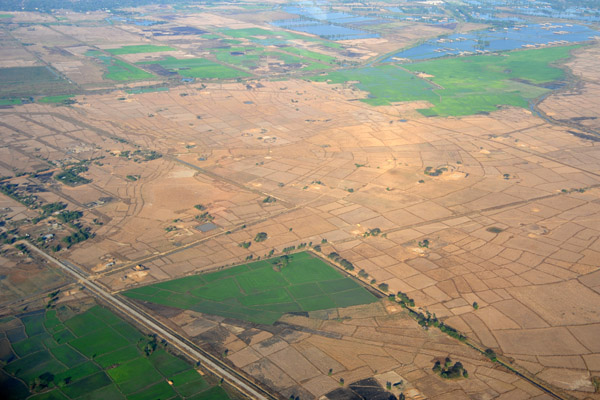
[0,304,231,400]
[123,252,378,325]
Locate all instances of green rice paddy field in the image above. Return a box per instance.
[0,305,230,400]
[106,45,176,55]
[137,56,250,79]
[311,45,577,116]
[38,95,74,104]
[123,252,378,325]
[86,51,156,81]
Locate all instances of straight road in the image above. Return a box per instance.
[24,242,274,400]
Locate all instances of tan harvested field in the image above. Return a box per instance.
[1,4,600,400]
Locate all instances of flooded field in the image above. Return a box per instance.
[273,4,380,40]
[386,23,598,61]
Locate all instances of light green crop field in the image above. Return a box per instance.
[123,252,378,325]
[38,95,74,104]
[0,98,22,105]
[138,56,250,79]
[220,27,276,38]
[311,45,577,116]
[0,305,231,400]
[403,45,576,116]
[106,45,176,55]
[221,27,342,49]
[310,64,439,106]
[85,51,156,81]
[105,59,156,81]
[281,46,336,64]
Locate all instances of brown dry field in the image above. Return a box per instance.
[1,7,600,400]
[146,298,553,400]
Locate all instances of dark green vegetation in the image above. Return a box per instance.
[123,252,378,325]
[311,46,577,116]
[0,66,74,97]
[106,45,176,55]
[0,305,231,400]
[54,165,91,186]
[433,357,468,379]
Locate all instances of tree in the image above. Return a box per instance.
[254,232,268,242]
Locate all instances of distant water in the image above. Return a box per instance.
[385,23,598,61]
[273,4,380,41]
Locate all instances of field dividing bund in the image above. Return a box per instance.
[123,252,379,325]
[0,305,232,400]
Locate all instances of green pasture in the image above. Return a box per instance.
[311,45,577,116]
[0,66,61,84]
[0,305,231,400]
[86,51,156,81]
[106,45,176,55]
[220,28,276,38]
[0,98,21,105]
[105,59,155,81]
[310,64,438,106]
[123,252,378,325]
[38,95,74,104]
[138,56,250,79]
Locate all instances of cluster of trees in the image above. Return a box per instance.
[327,252,354,271]
[32,202,67,223]
[396,290,415,307]
[271,255,290,270]
[393,291,466,341]
[0,181,39,208]
[424,166,447,177]
[254,232,267,242]
[120,149,161,163]
[61,226,92,248]
[55,164,91,186]
[363,227,381,237]
[56,210,83,224]
[433,357,468,379]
